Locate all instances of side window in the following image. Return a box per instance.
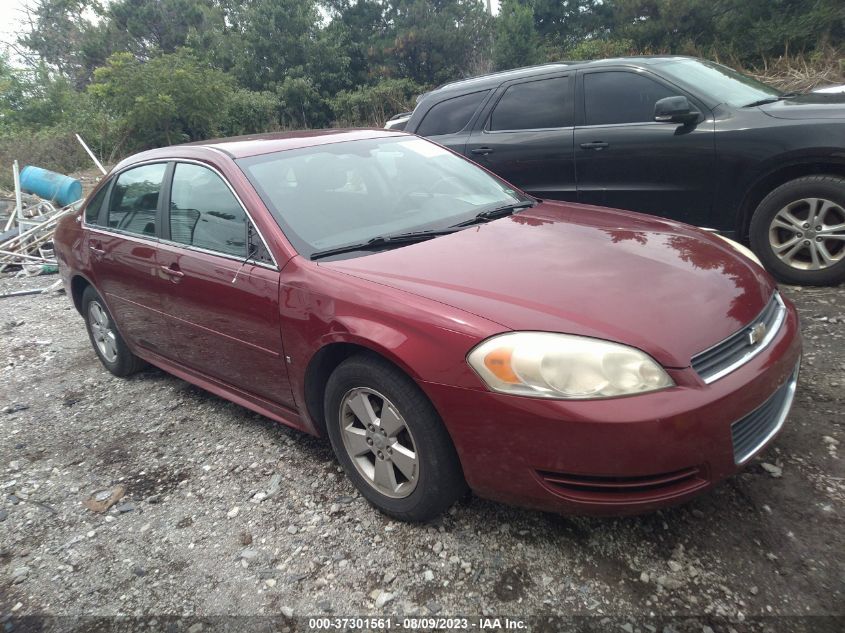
[84,183,110,225]
[169,163,247,258]
[584,71,678,126]
[416,90,489,137]
[490,76,571,131]
[106,163,167,237]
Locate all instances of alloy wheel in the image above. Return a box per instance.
[768,197,845,271]
[338,387,419,499]
[88,301,118,363]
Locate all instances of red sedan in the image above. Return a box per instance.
[53,130,801,521]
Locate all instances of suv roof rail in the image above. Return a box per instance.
[432,61,572,93]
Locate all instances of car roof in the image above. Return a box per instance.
[113,129,409,169]
[427,56,697,97]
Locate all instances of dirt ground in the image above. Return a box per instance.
[0,273,842,633]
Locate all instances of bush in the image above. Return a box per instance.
[560,38,638,61]
[221,89,280,137]
[88,49,234,153]
[0,129,92,190]
[330,79,425,128]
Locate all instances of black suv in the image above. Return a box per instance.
[397,57,845,285]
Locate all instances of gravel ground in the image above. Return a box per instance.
[0,274,842,633]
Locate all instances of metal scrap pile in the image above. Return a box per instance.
[0,185,78,276]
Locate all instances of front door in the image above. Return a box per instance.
[574,69,715,225]
[86,162,174,357]
[465,74,576,201]
[155,161,295,408]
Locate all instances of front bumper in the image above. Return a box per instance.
[421,298,802,516]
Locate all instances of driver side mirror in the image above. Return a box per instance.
[654,96,700,124]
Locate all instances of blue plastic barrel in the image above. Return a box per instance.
[20,166,83,206]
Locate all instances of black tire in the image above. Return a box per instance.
[82,286,146,377]
[749,175,845,286]
[324,353,467,522]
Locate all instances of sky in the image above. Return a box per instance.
[0,0,30,43]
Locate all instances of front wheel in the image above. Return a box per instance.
[749,175,845,285]
[324,354,467,522]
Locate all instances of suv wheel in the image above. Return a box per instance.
[82,286,146,376]
[750,175,845,285]
[324,354,466,522]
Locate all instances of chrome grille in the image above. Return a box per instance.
[731,364,799,464]
[692,293,785,383]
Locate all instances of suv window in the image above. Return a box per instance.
[490,76,571,131]
[416,90,489,136]
[84,183,110,225]
[106,163,167,237]
[169,163,247,258]
[584,71,678,126]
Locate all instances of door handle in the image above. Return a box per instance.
[471,147,494,155]
[160,265,184,279]
[580,141,609,150]
[88,244,105,257]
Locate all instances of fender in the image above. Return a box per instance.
[735,149,845,237]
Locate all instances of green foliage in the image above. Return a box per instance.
[563,38,638,61]
[89,50,233,152]
[220,89,279,137]
[330,78,425,127]
[276,76,326,129]
[494,0,543,70]
[384,1,493,85]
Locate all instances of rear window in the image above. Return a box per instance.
[490,76,571,131]
[106,163,167,237]
[84,184,109,225]
[416,90,489,137]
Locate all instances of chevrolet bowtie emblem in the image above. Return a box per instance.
[747,322,767,346]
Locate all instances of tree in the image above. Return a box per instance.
[16,0,102,87]
[494,0,542,70]
[88,49,234,151]
[107,0,224,59]
[384,0,493,85]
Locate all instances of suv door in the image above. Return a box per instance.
[155,161,296,408]
[413,89,491,155]
[85,162,174,356]
[574,68,715,224]
[465,74,576,201]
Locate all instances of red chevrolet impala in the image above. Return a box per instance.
[53,130,801,521]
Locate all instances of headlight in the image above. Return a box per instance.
[712,234,763,267]
[467,332,673,399]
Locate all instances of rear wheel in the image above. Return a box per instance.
[82,286,146,377]
[324,354,466,522]
[750,175,845,285]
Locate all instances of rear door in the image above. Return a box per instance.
[85,162,174,357]
[155,161,296,408]
[413,89,492,155]
[574,68,715,224]
[465,73,576,201]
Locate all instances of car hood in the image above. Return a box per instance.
[759,94,845,120]
[324,202,776,368]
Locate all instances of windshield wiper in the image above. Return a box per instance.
[452,201,535,227]
[310,228,459,261]
[743,91,803,107]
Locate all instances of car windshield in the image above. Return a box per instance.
[237,136,527,258]
[658,58,782,107]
